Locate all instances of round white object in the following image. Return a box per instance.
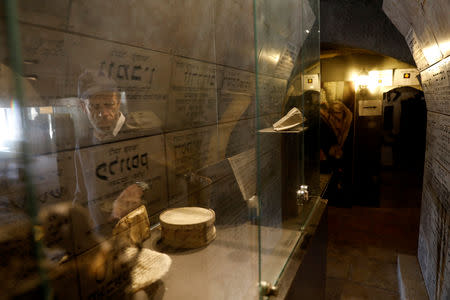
[160,207,215,227]
[159,207,216,249]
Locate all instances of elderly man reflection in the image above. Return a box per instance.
[75,70,144,231]
[78,70,126,141]
[81,91,124,141]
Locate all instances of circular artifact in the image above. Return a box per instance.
[159,207,216,249]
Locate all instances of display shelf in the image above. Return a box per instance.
[140,197,327,299]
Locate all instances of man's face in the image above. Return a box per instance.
[82,92,121,134]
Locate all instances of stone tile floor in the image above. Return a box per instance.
[326,206,421,300]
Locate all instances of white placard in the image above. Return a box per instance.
[358,100,382,116]
[303,74,320,91]
[368,69,393,87]
[393,68,420,86]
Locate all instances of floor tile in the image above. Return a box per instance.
[349,256,398,292]
[327,253,351,279]
[366,246,397,264]
[340,282,399,300]
[326,277,346,300]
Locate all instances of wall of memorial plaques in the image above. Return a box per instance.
[383,1,450,299]
[0,0,320,299]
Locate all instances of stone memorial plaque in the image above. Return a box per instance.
[195,159,235,187]
[259,148,282,189]
[215,0,255,71]
[419,185,441,258]
[257,76,287,116]
[257,33,288,78]
[411,18,443,67]
[219,94,254,122]
[418,226,437,300]
[165,126,219,203]
[260,176,283,227]
[0,0,69,29]
[0,152,75,213]
[22,109,78,155]
[219,118,256,159]
[423,155,449,209]
[382,0,411,36]
[69,0,215,62]
[423,0,450,57]
[255,0,315,79]
[440,234,450,300]
[421,57,450,115]
[425,112,450,171]
[19,0,70,29]
[74,135,168,227]
[65,33,171,125]
[207,174,249,225]
[418,181,450,300]
[2,25,69,105]
[217,66,256,123]
[406,28,430,71]
[228,148,257,201]
[166,58,217,130]
[396,1,426,30]
[273,42,301,79]
[169,159,237,209]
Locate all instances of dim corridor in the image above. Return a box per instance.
[325,206,421,300]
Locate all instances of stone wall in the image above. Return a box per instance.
[383,1,450,299]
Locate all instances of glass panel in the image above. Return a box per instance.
[2,1,260,299]
[2,0,320,298]
[254,0,320,290]
[1,2,52,299]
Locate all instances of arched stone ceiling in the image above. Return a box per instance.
[320,0,415,66]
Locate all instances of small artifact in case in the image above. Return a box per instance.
[273,107,305,131]
[159,207,216,249]
[113,205,151,248]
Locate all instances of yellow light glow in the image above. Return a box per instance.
[355,74,369,88]
[422,45,442,65]
[269,53,280,64]
[438,40,450,56]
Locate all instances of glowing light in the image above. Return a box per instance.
[353,74,369,90]
[305,30,310,33]
[351,69,393,92]
[423,45,443,65]
[0,99,22,152]
[437,40,450,56]
[268,52,280,64]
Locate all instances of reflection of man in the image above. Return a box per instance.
[78,70,162,143]
[74,71,145,230]
[78,71,125,141]
[320,89,352,160]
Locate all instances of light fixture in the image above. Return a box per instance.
[353,68,369,90]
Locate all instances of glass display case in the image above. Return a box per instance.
[0,0,321,299]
